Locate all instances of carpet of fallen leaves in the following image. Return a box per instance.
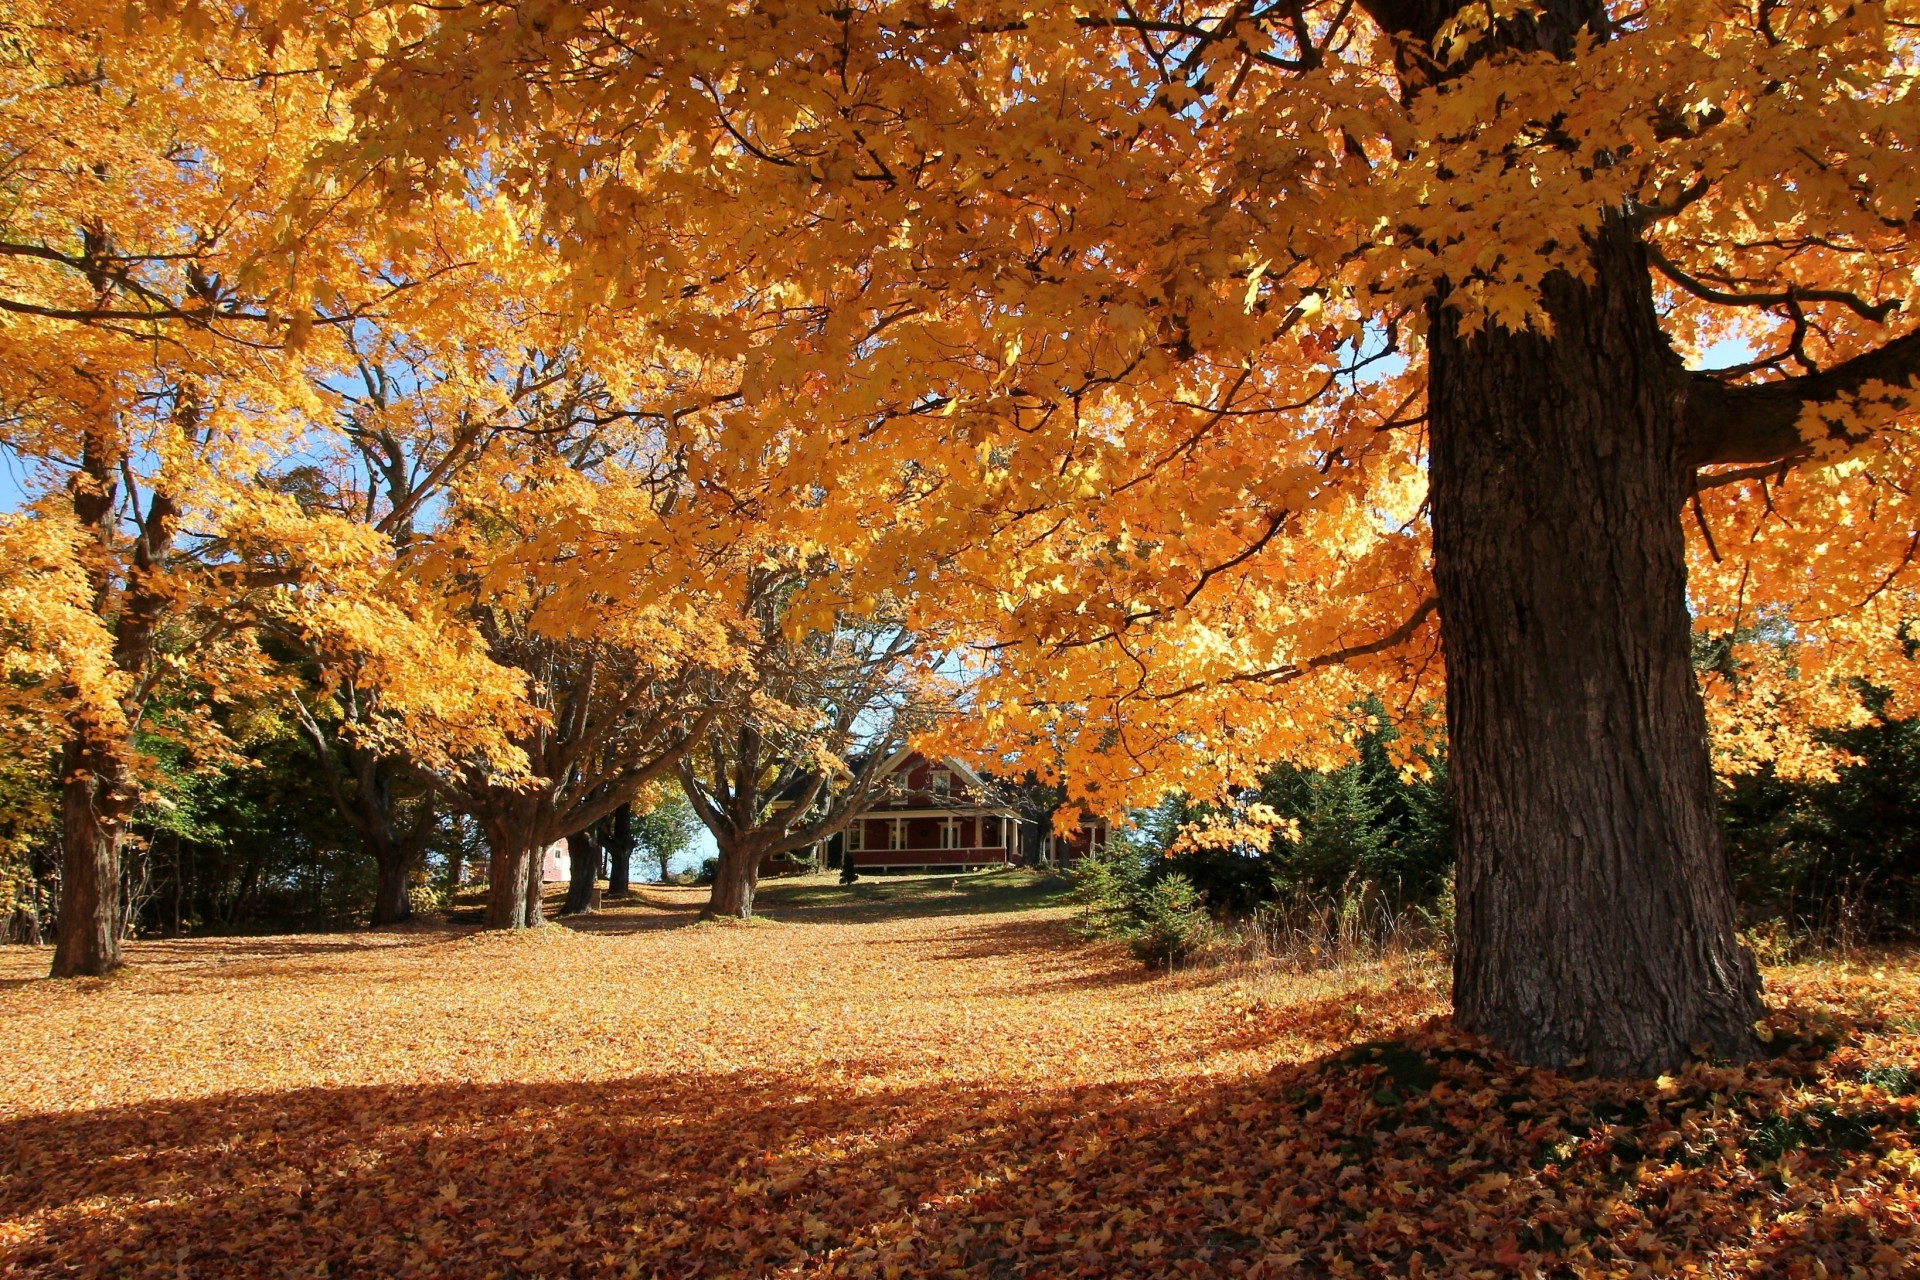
[2,876,1918,1279]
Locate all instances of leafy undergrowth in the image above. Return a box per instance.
[0,893,1915,1278]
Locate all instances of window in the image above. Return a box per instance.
[846,823,863,853]
[932,768,951,797]
[940,819,960,849]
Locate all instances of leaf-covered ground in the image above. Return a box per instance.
[3,872,1917,1278]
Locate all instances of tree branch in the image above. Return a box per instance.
[1685,327,1920,468]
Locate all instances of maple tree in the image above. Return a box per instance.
[603,802,638,896]
[238,0,1920,1073]
[267,334,624,928]
[0,8,340,977]
[0,5,558,973]
[415,572,727,931]
[288,678,442,927]
[401,381,764,928]
[678,577,938,918]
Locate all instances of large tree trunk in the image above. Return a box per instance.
[1427,218,1762,1074]
[606,803,633,895]
[369,845,415,927]
[702,842,760,920]
[561,830,598,915]
[482,822,532,930]
[53,423,165,978]
[51,741,132,977]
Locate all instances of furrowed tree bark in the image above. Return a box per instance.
[52,419,175,978]
[370,850,416,928]
[291,705,438,930]
[358,760,435,928]
[606,803,633,895]
[523,847,545,927]
[51,740,133,977]
[1427,218,1762,1074]
[1341,0,1775,1074]
[561,829,598,915]
[482,818,532,930]
[704,840,761,920]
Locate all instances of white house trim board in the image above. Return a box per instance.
[848,807,1021,820]
[874,745,919,779]
[942,757,989,789]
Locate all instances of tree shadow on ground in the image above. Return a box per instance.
[2,1005,1907,1279]
[753,870,1072,925]
[901,916,1157,995]
[440,885,715,935]
[552,888,708,935]
[0,932,497,990]
[128,933,477,963]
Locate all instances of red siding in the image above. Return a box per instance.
[847,847,1010,869]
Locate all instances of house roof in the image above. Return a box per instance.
[769,748,982,807]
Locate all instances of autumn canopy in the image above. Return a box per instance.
[2,0,1917,1074]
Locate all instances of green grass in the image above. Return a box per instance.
[752,867,1073,920]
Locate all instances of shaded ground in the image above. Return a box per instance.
[447,868,1070,928]
[754,867,1074,920]
[2,889,1917,1277]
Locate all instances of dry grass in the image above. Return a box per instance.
[1,885,1916,1278]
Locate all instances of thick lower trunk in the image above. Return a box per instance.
[482,831,532,930]
[1428,220,1762,1074]
[607,803,633,895]
[51,743,130,978]
[702,843,760,920]
[369,846,415,927]
[561,830,598,915]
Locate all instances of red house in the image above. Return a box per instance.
[801,752,1109,874]
[1043,814,1112,867]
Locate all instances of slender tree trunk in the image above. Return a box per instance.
[51,740,131,977]
[562,830,598,915]
[523,847,545,928]
[369,845,415,927]
[6,864,44,945]
[1427,218,1762,1074]
[119,838,151,942]
[606,803,633,895]
[702,841,760,920]
[169,835,183,937]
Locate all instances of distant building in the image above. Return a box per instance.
[786,751,1107,875]
[541,840,571,884]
